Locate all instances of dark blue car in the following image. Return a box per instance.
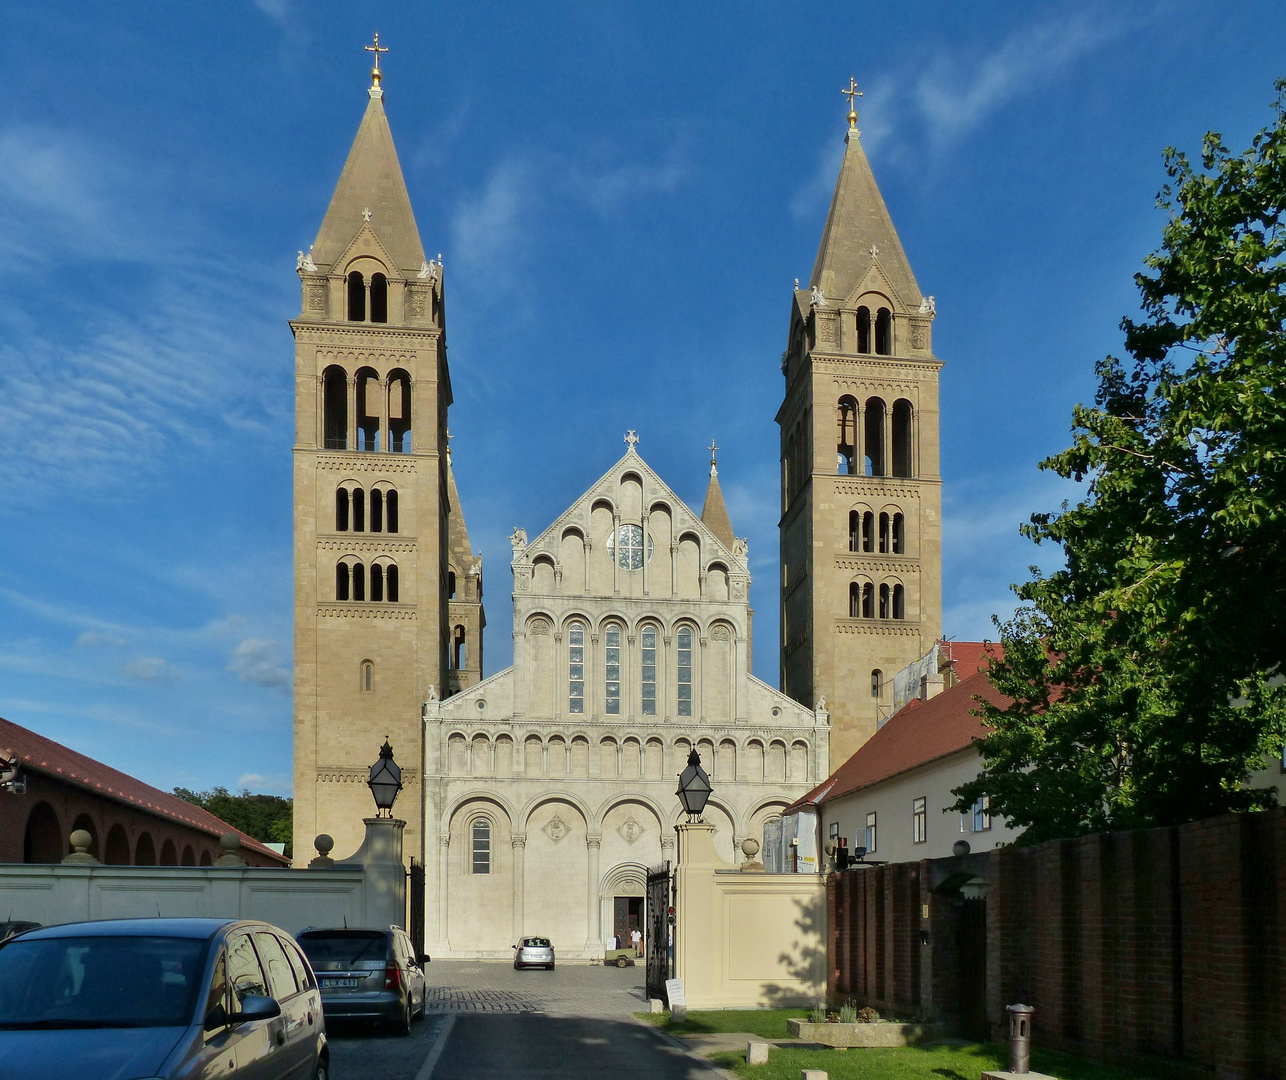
[0,917,328,1080]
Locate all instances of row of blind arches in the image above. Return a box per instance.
[335,558,400,602]
[336,484,399,533]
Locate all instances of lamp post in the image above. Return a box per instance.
[675,748,712,822]
[367,738,403,817]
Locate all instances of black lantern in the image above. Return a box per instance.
[367,738,403,817]
[676,748,712,822]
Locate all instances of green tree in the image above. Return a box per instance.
[955,81,1286,843]
[174,786,294,858]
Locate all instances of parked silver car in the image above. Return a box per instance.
[513,936,555,970]
[0,916,327,1080]
[296,926,426,1035]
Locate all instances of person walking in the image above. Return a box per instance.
[630,927,642,957]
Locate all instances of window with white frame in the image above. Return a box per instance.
[972,795,991,833]
[676,627,693,717]
[568,624,585,714]
[641,626,657,716]
[865,811,877,854]
[604,625,621,715]
[913,797,927,844]
[471,819,491,874]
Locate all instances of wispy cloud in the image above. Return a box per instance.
[236,771,292,794]
[228,638,291,691]
[75,630,128,649]
[120,656,182,684]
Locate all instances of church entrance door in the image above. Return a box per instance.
[613,896,643,951]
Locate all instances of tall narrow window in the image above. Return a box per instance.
[369,273,388,323]
[568,625,585,714]
[879,512,891,553]
[879,583,890,619]
[893,584,905,620]
[471,819,490,874]
[862,582,874,619]
[864,398,885,475]
[849,583,860,618]
[323,367,348,450]
[972,796,991,833]
[913,797,927,844]
[604,625,621,715]
[386,489,399,533]
[370,489,384,533]
[351,562,365,602]
[336,489,349,531]
[677,628,693,717]
[453,626,467,670]
[362,661,373,692]
[862,511,874,553]
[347,272,365,322]
[871,669,882,697]
[336,563,350,602]
[865,812,877,854]
[352,488,365,532]
[848,511,859,552]
[892,513,905,555]
[388,372,411,453]
[641,626,657,716]
[856,306,871,353]
[386,564,398,603]
[448,571,457,600]
[892,400,913,477]
[875,308,892,355]
[837,398,856,474]
[370,563,384,602]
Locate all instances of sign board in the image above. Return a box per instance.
[664,978,685,1008]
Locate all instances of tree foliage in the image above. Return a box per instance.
[955,81,1286,843]
[174,786,293,858]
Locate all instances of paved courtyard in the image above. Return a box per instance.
[422,958,650,1017]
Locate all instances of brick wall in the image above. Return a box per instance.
[826,808,1286,1079]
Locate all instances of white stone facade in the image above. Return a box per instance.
[422,446,830,958]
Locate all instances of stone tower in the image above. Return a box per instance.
[446,450,485,696]
[292,68,451,865]
[778,98,943,764]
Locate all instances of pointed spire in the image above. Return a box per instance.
[700,441,735,549]
[445,440,474,558]
[809,94,921,309]
[310,81,426,274]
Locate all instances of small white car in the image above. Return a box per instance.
[512,937,554,970]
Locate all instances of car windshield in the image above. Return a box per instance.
[297,931,388,965]
[523,938,551,948]
[0,935,209,1029]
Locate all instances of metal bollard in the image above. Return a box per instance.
[1006,1004,1034,1074]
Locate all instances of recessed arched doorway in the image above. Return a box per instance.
[23,802,62,863]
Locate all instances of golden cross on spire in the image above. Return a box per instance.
[841,76,863,131]
[365,32,389,87]
[708,439,719,464]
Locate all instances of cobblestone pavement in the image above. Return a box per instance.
[423,959,650,1017]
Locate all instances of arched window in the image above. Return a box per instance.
[352,562,366,602]
[836,397,857,474]
[22,802,62,863]
[864,398,885,476]
[448,571,457,600]
[875,307,892,355]
[347,271,366,322]
[369,273,388,323]
[568,624,585,714]
[335,488,349,531]
[871,669,883,697]
[336,562,350,602]
[104,824,130,865]
[892,399,913,477]
[386,489,399,533]
[862,511,875,552]
[677,627,693,717]
[641,625,658,716]
[361,660,373,692]
[370,489,384,533]
[135,832,156,866]
[356,369,380,452]
[352,488,365,532]
[862,582,874,619]
[849,582,860,618]
[386,564,398,603]
[388,371,412,454]
[892,513,905,555]
[604,625,621,715]
[370,563,384,602]
[848,511,860,552]
[879,512,891,554]
[471,819,491,874]
[879,583,890,619]
[323,366,348,450]
[856,306,871,353]
[453,626,467,670]
[893,583,905,620]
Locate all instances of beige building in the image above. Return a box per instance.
[779,101,944,764]
[291,74,453,865]
[422,443,830,958]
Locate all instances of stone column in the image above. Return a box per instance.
[583,538,592,594]
[883,399,893,478]
[855,402,865,475]
[437,832,450,952]
[612,512,621,595]
[347,375,357,452]
[586,834,602,953]
[379,376,390,453]
[511,834,526,940]
[590,632,600,720]
[553,630,563,721]
[669,542,678,597]
[663,634,673,722]
[698,635,708,723]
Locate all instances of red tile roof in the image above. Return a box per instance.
[0,716,288,863]
[788,645,1010,812]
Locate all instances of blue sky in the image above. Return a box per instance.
[1,1,1283,797]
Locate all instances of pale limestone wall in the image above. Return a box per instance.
[673,823,826,1009]
[818,748,1020,866]
[421,448,828,958]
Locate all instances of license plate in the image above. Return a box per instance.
[323,978,360,988]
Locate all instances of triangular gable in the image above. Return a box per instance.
[842,258,908,313]
[331,222,407,282]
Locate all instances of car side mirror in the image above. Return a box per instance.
[416,951,429,966]
[233,995,281,1023]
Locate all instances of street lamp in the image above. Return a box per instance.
[367,738,403,817]
[676,748,712,822]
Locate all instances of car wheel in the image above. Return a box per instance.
[415,989,425,1019]
[394,997,412,1037]
[547,963,555,971]
[616,955,629,968]
[314,1058,329,1080]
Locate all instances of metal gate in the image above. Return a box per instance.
[645,862,674,1003]
[408,858,426,962]
[957,897,987,1040]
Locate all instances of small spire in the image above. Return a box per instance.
[708,438,719,477]
[365,32,389,90]
[841,76,863,135]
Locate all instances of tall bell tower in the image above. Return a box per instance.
[778,84,943,764]
[292,45,451,865]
